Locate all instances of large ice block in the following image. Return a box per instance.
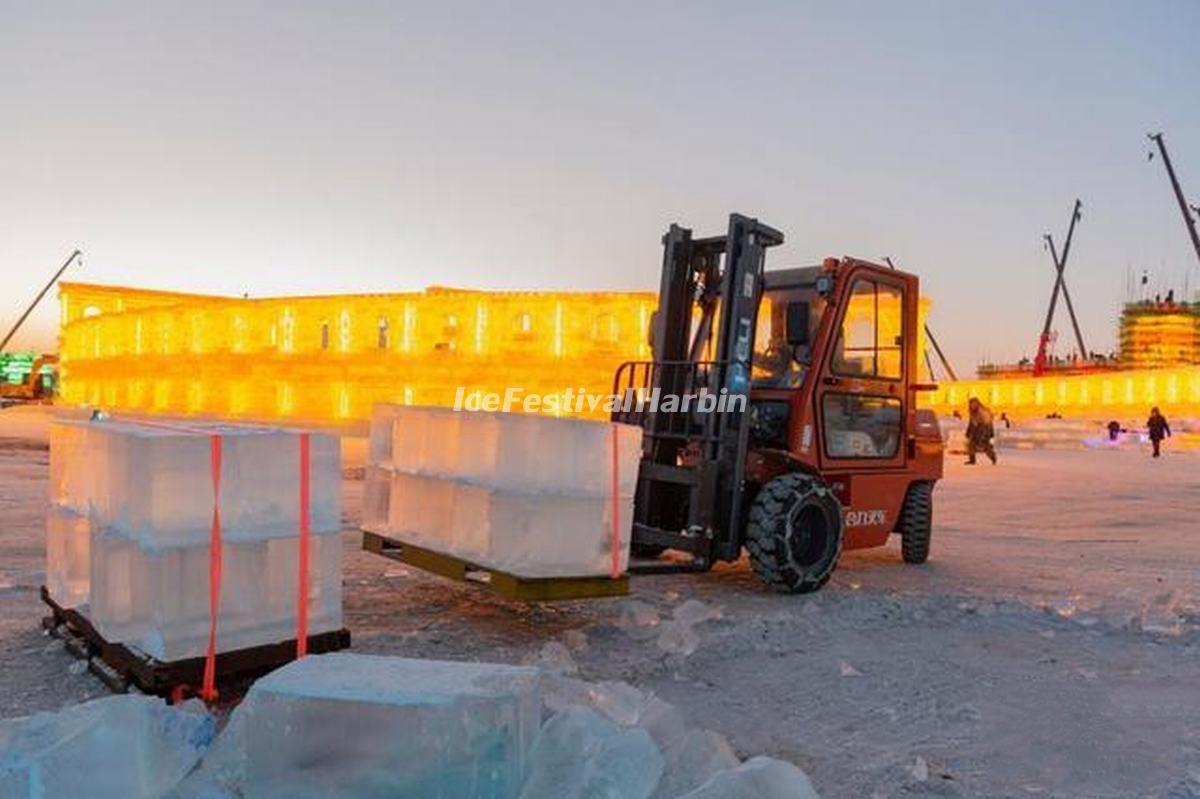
[365,405,642,578]
[0,694,214,798]
[236,653,541,799]
[371,404,643,496]
[89,526,343,662]
[374,470,634,577]
[49,418,341,546]
[45,505,91,607]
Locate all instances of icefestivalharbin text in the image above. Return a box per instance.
[452,386,748,415]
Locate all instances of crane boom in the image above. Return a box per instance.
[1148,132,1200,269]
[0,250,82,354]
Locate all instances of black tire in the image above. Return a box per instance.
[745,472,844,593]
[898,481,933,564]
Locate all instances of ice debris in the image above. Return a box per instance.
[520,707,663,799]
[839,660,863,677]
[618,599,662,635]
[524,640,579,675]
[677,755,821,799]
[657,619,701,657]
[652,728,740,798]
[0,694,213,799]
[671,599,722,626]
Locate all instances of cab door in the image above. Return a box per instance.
[812,267,916,547]
[816,269,910,472]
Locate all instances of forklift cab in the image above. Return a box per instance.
[614,215,943,592]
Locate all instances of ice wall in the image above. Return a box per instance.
[46,417,343,660]
[363,405,643,578]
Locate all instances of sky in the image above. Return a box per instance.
[1,0,1198,374]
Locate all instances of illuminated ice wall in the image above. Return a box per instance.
[58,282,655,424]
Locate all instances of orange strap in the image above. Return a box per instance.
[201,434,223,703]
[610,425,621,579]
[295,433,311,658]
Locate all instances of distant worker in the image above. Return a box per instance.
[998,412,1011,429]
[1107,420,1121,442]
[1146,407,1171,458]
[965,397,997,465]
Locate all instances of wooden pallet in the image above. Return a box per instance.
[41,586,350,700]
[362,531,629,601]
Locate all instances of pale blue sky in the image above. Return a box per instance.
[2,1,1197,372]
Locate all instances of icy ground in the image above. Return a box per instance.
[2,407,1199,797]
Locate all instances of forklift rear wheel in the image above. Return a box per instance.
[898,481,933,564]
[745,472,843,593]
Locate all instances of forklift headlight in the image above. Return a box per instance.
[749,401,790,449]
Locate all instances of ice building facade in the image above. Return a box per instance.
[57,282,656,424]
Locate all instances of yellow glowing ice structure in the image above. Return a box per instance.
[927,302,1200,420]
[926,367,1200,420]
[1119,303,1200,369]
[59,283,657,423]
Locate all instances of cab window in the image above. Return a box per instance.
[832,279,904,380]
[822,393,902,459]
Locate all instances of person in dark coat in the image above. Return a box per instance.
[965,397,997,465]
[1147,407,1171,458]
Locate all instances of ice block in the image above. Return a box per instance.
[365,405,642,578]
[49,419,341,547]
[238,653,541,799]
[371,404,642,496]
[49,415,345,661]
[45,505,91,607]
[371,470,634,578]
[89,526,343,662]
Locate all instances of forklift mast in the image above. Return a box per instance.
[614,214,783,569]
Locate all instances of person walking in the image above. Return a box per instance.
[965,397,997,465]
[1147,407,1171,458]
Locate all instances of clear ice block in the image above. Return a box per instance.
[45,505,91,608]
[372,404,642,497]
[239,653,541,799]
[89,525,343,662]
[0,694,214,799]
[49,419,341,547]
[380,471,633,577]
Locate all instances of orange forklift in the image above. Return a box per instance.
[614,214,944,592]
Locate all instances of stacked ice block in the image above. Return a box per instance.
[236,653,541,798]
[47,417,343,661]
[363,405,642,578]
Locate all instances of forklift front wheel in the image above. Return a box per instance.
[745,473,844,593]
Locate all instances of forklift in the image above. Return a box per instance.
[613,213,944,592]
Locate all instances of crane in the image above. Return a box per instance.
[1033,200,1083,376]
[1148,132,1200,269]
[0,250,83,353]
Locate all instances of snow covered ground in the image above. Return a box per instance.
[2,406,1198,797]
